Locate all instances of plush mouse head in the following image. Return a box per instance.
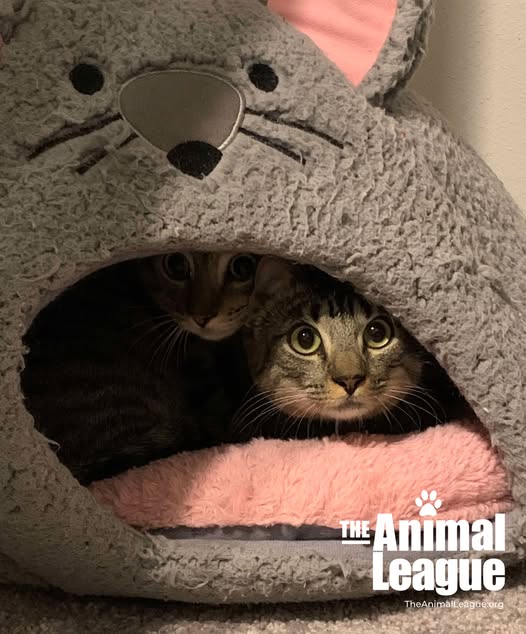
[1,0,430,180]
[0,0,441,320]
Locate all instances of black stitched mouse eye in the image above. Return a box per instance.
[69,63,105,95]
[248,63,279,92]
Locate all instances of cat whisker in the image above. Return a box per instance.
[374,396,402,434]
[294,403,317,439]
[127,317,175,352]
[232,391,305,434]
[280,414,299,440]
[236,387,293,411]
[386,388,444,424]
[278,399,312,439]
[231,392,282,433]
[384,393,423,430]
[403,387,448,420]
[305,404,317,440]
[160,327,185,372]
[236,401,282,437]
[126,312,174,332]
[159,328,177,372]
[394,384,447,411]
[146,324,183,371]
[237,392,306,435]
[182,331,190,360]
[232,387,301,427]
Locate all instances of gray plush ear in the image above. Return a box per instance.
[269,0,434,104]
[0,0,31,44]
[362,0,434,102]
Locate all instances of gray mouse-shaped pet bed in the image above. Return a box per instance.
[1,0,525,603]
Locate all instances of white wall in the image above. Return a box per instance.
[410,0,526,211]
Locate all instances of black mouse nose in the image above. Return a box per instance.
[167,142,223,179]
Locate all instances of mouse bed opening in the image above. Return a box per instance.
[19,252,514,538]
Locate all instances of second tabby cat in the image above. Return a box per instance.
[140,251,260,340]
[22,252,256,484]
[234,258,470,440]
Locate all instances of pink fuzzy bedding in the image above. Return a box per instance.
[90,421,514,531]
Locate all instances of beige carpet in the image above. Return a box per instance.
[1,563,525,634]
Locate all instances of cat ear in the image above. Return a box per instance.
[268,0,433,103]
[0,0,31,45]
[252,256,297,302]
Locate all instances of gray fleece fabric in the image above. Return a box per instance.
[3,563,526,634]
[0,0,525,605]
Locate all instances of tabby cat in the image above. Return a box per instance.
[233,258,470,441]
[139,252,259,340]
[22,252,256,485]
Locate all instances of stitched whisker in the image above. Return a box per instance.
[239,127,306,165]
[27,113,123,160]
[245,107,345,150]
[77,132,138,175]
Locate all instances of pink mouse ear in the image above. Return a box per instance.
[268,0,433,102]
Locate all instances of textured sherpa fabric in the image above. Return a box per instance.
[90,421,514,532]
[3,566,526,634]
[0,0,525,604]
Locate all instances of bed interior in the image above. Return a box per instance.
[20,254,512,548]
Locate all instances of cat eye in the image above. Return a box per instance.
[228,255,257,283]
[288,325,322,356]
[363,318,393,349]
[69,63,105,95]
[161,253,191,283]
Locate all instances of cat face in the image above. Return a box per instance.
[138,252,259,340]
[244,258,424,422]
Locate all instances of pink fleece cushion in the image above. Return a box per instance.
[90,421,514,530]
[268,0,397,86]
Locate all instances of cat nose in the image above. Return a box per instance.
[332,375,365,396]
[193,314,216,328]
[119,70,245,178]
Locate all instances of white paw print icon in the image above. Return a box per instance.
[415,490,442,517]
